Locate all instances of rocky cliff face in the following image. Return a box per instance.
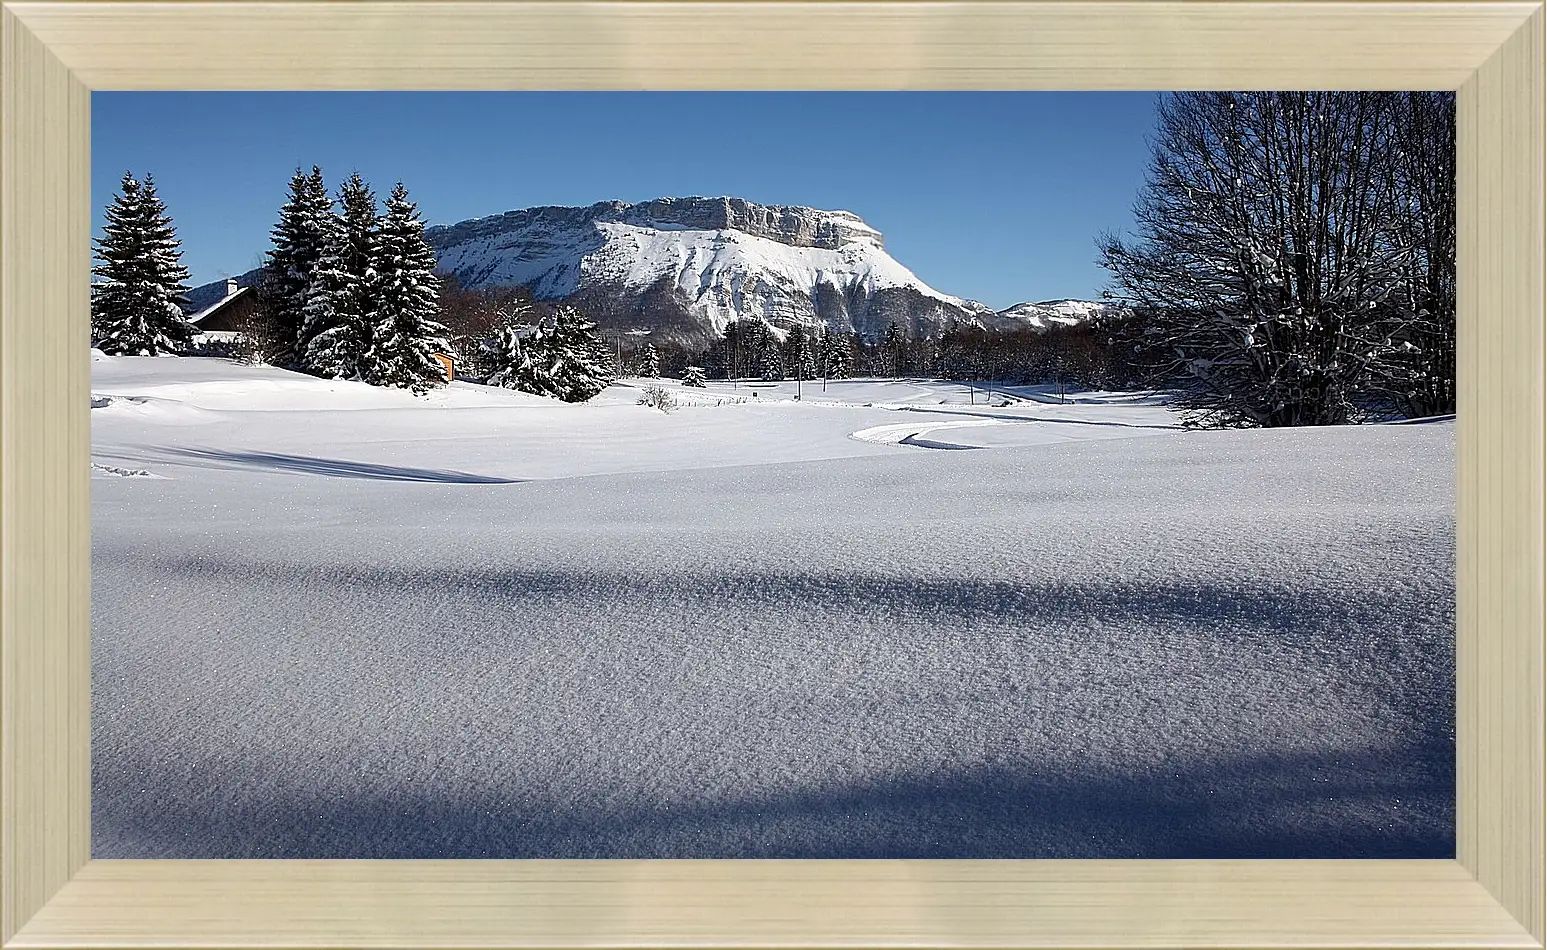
[425,197,1021,345]
[428,197,884,255]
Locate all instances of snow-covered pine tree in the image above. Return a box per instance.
[783,324,818,380]
[91,172,197,355]
[545,305,617,402]
[485,324,543,392]
[488,307,614,401]
[263,166,335,363]
[757,324,785,381]
[461,299,532,378]
[634,342,662,378]
[820,331,852,379]
[720,318,759,380]
[682,366,707,387]
[368,182,452,393]
[303,174,379,380]
[881,322,906,377]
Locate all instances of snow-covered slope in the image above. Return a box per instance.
[424,196,1077,344]
[996,298,1111,329]
[89,356,1453,860]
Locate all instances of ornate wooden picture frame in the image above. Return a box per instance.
[2,2,1541,946]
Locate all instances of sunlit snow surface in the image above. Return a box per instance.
[91,356,1454,858]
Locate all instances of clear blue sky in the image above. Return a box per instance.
[92,92,1159,309]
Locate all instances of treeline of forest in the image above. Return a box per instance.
[434,277,1140,392]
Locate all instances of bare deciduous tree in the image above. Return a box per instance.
[1377,92,1457,418]
[1101,91,1453,427]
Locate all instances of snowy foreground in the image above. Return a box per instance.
[91,356,1454,858]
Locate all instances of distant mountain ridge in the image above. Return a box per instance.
[425,197,1107,344]
[996,299,1108,329]
[190,196,1110,345]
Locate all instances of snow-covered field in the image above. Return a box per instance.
[91,355,1454,858]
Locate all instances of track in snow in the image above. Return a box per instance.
[850,418,1009,449]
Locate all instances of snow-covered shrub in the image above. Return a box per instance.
[636,385,676,413]
[682,366,707,387]
[182,333,246,361]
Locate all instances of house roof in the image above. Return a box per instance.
[187,285,252,326]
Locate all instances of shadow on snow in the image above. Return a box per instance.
[91,555,1455,860]
[156,446,522,484]
[92,736,1454,859]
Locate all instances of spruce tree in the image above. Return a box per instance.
[486,325,541,392]
[820,331,852,379]
[368,182,451,393]
[756,324,785,381]
[304,174,378,380]
[487,307,615,402]
[784,324,818,380]
[634,342,662,378]
[881,322,906,377]
[546,305,617,402]
[91,172,197,355]
[263,166,335,363]
[682,366,707,387]
[720,318,757,380]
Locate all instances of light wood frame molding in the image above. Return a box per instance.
[2,2,1542,947]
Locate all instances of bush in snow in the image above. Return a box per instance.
[439,278,536,362]
[459,300,535,379]
[636,385,677,413]
[91,172,197,355]
[485,324,536,391]
[1377,92,1457,420]
[682,366,707,387]
[229,270,296,366]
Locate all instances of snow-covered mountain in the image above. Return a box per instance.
[996,298,1109,329]
[424,197,1092,344]
[189,196,1108,345]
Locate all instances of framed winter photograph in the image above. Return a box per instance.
[1,1,1542,948]
[84,86,1462,862]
